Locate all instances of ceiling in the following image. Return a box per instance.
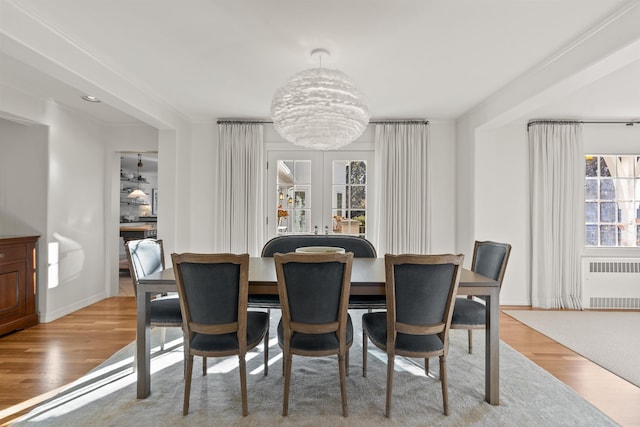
[1,0,639,126]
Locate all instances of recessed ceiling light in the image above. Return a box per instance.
[81,95,101,103]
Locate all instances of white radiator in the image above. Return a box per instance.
[581,258,640,309]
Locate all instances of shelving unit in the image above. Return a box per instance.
[120,177,150,205]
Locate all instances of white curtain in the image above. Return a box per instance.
[373,122,430,255]
[529,122,583,309]
[215,123,264,256]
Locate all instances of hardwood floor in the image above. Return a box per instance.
[0,295,638,425]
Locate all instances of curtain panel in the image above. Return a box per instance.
[528,122,583,309]
[215,123,264,256]
[373,122,430,255]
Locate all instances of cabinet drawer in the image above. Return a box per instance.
[0,245,27,263]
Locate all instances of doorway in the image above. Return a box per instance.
[266,150,374,241]
[118,152,158,296]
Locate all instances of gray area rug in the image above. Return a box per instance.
[504,310,640,388]
[14,310,616,426]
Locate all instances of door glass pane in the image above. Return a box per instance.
[276,160,312,234]
[331,159,367,237]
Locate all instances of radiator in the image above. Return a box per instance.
[581,258,640,309]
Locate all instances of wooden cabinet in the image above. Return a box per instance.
[0,236,39,336]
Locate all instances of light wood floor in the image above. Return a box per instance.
[0,286,638,425]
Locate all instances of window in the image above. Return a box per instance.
[585,155,640,246]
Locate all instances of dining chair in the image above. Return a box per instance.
[125,239,182,354]
[450,240,511,353]
[258,235,380,376]
[362,253,464,417]
[171,252,269,416]
[274,251,354,417]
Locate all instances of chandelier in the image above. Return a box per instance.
[271,48,369,150]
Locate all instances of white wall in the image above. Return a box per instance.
[0,117,49,314]
[428,120,457,254]
[474,125,530,305]
[44,103,109,321]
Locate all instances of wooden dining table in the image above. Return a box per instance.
[136,257,501,404]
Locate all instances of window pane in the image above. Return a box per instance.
[600,225,617,246]
[599,179,615,200]
[333,161,348,185]
[613,178,634,201]
[349,161,366,184]
[600,202,617,223]
[585,156,598,177]
[332,185,346,210]
[599,157,611,177]
[350,186,366,209]
[585,180,597,200]
[585,202,598,222]
[585,225,598,246]
[294,161,311,184]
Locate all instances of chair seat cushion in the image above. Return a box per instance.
[362,311,445,353]
[150,296,182,324]
[451,297,486,326]
[190,311,269,352]
[277,314,354,352]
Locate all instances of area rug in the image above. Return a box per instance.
[14,310,616,426]
[504,310,640,388]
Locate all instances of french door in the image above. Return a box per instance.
[266,150,374,241]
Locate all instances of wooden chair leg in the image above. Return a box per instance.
[468,329,473,354]
[424,358,429,376]
[440,355,449,416]
[282,353,293,416]
[203,356,207,376]
[385,354,394,418]
[338,353,349,417]
[346,349,349,377]
[239,355,248,416]
[183,354,194,415]
[362,330,368,377]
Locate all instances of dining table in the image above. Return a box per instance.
[136,257,501,404]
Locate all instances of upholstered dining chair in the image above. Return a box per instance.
[362,253,464,417]
[125,239,182,354]
[274,251,354,417]
[451,240,511,353]
[171,253,269,416]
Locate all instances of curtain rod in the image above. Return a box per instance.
[528,119,639,128]
[216,119,429,125]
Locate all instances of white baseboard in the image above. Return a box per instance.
[39,292,107,323]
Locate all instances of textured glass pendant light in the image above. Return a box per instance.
[271,48,369,150]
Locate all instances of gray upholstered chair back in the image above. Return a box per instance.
[471,241,512,286]
[274,252,354,328]
[281,261,345,324]
[393,263,457,326]
[385,254,464,340]
[125,239,165,296]
[262,235,376,258]
[175,261,241,325]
